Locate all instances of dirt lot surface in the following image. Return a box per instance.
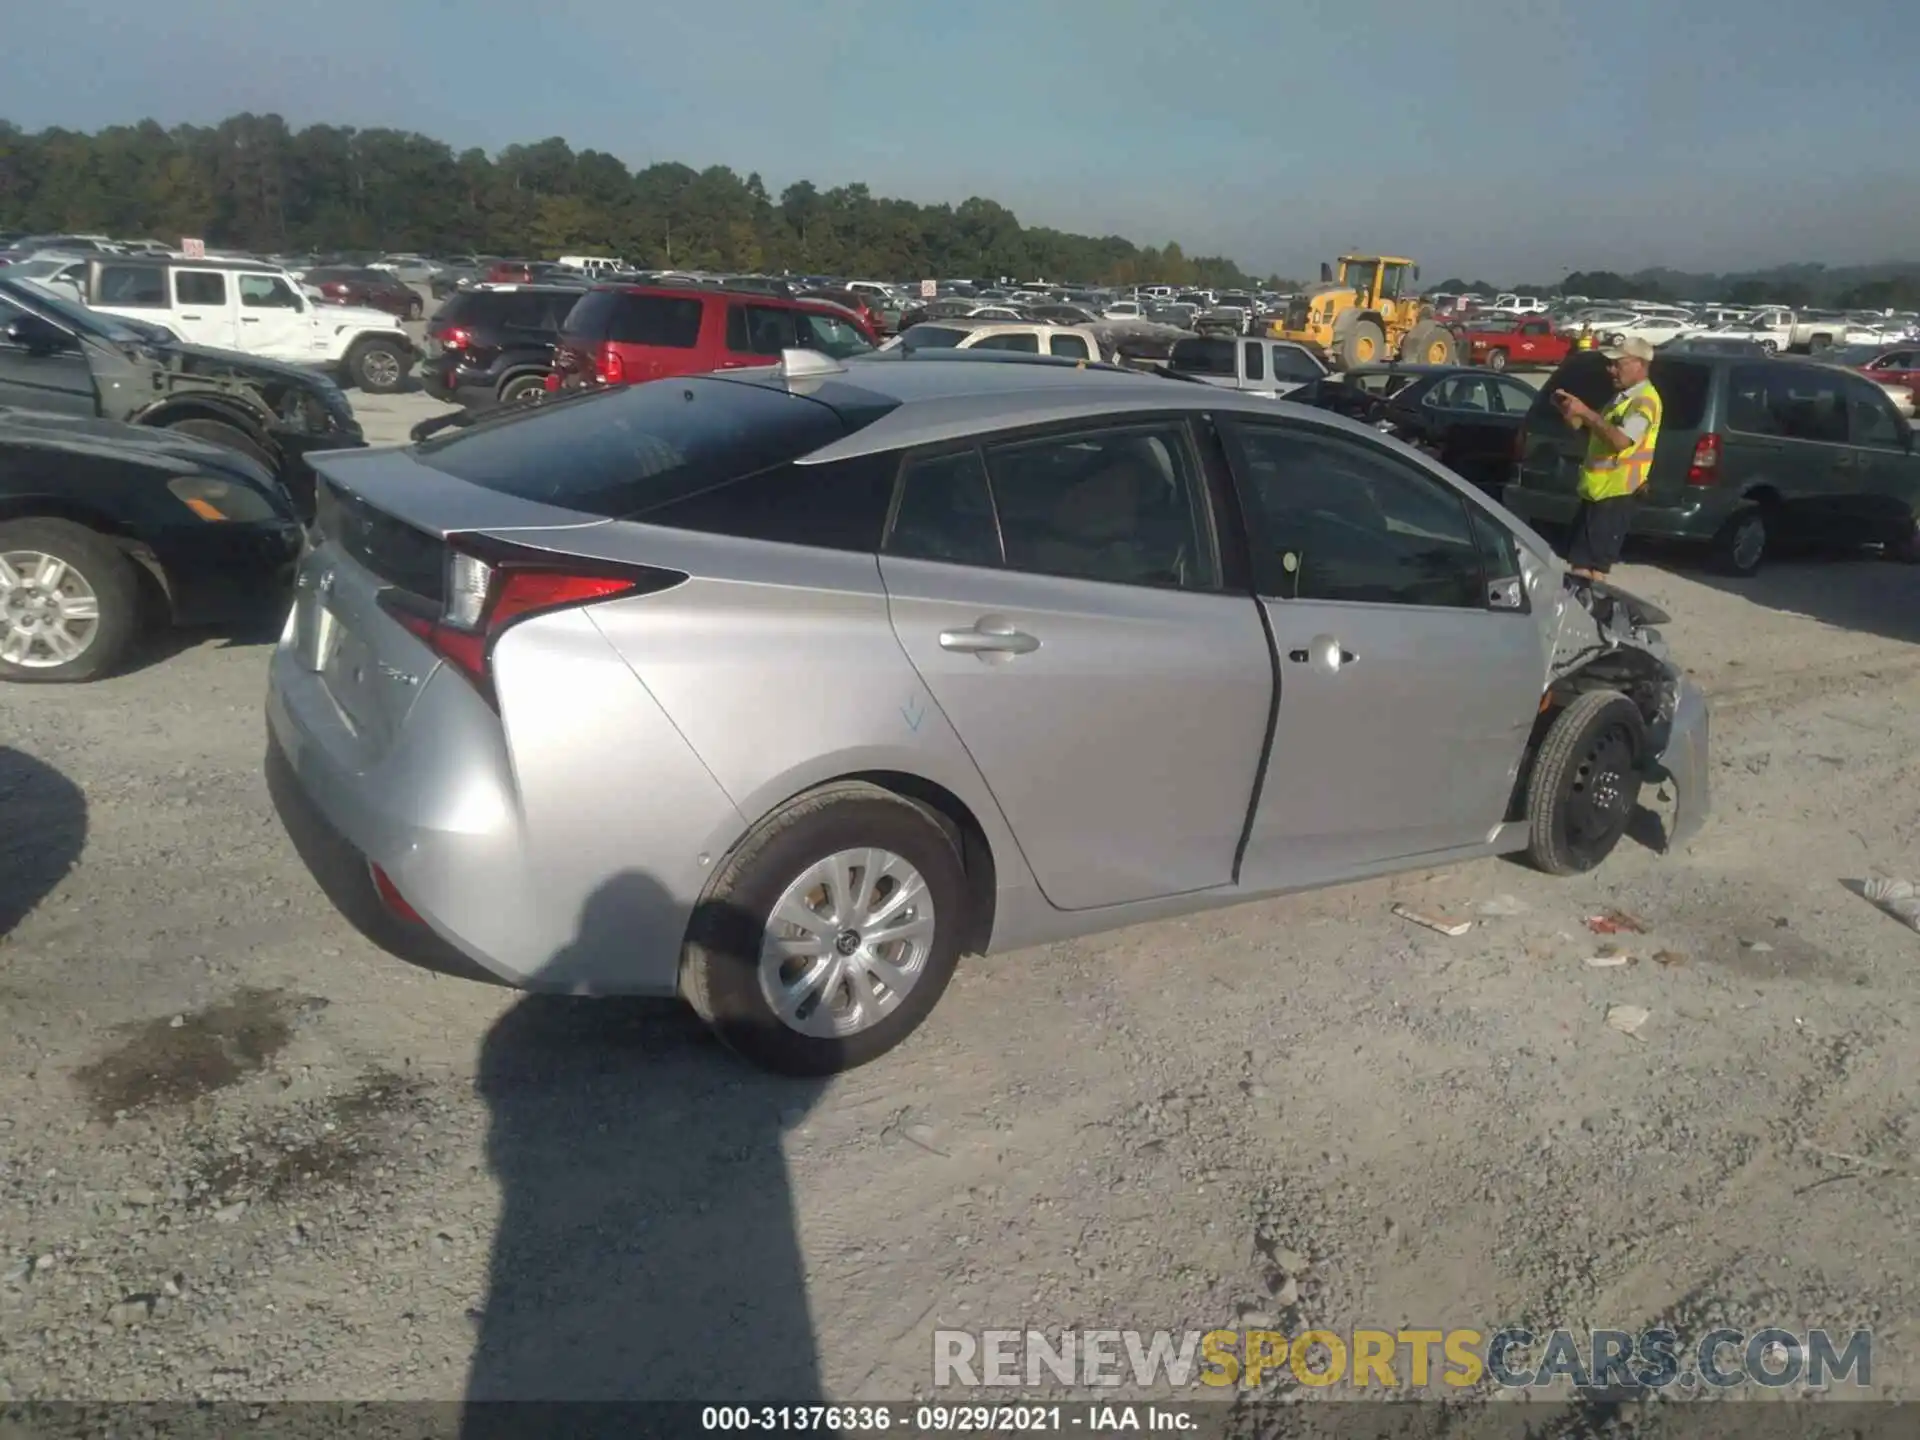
[3,379,1919,1416]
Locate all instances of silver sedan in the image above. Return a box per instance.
[265,348,1709,1074]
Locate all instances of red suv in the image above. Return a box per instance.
[549,284,878,390]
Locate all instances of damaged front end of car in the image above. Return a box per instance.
[1542,579,1711,853]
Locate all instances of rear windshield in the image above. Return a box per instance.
[1532,354,1710,431]
[1168,336,1236,376]
[412,376,893,517]
[563,290,703,348]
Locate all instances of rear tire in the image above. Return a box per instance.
[1486,346,1510,373]
[497,373,549,406]
[1340,318,1386,370]
[163,417,275,475]
[1710,504,1769,576]
[346,337,412,395]
[1526,690,1647,876]
[0,518,142,684]
[681,782,968,1075]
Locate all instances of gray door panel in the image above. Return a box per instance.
[1243,599,1543,887]
[880,556,1272,911]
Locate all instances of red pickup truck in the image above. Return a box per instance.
[1458,315,1572,372]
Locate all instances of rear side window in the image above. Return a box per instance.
[1169,336,1235,376]
[1725,364,1848,444]
[726,303,804,355]
[97,265,165,307]
[1051,333,1092,361]
[563,290,702,348]
[886,449,1003,566]
[413,376,896,518]
[1647,359,1710,430]
[499,292,561,329]
[1242,342,1265,381]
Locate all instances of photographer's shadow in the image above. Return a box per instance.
[464,871,828,1425]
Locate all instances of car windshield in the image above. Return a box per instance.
[1829,344,1884,366]
[0,276,147,344]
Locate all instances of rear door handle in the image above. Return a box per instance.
[940,620,1039,656]
[1287,635,1356,668]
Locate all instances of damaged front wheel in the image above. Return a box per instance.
[1526,690,1648,876]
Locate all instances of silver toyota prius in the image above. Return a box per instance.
[265,349,1709,1075]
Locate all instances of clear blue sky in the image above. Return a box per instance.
[4,0,1912,281]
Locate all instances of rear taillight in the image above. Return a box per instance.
[377,542,682,708]
[1686,433,1722,486]
[594,343,625,385]
[369,863,425,926]
[436,325,474,349]
[543,372,561,392]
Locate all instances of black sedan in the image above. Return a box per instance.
[1,409,302,682]
[1293,364,1539,492]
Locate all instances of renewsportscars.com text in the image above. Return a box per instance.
[933,1326,1872,1391]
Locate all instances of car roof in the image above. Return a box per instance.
[752,355,1403,464]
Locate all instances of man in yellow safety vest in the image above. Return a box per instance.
[1551,336,1663,580]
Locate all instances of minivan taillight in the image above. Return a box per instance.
[377,542,684,708]
[1686,433,1722,485]
[594,343,625,385]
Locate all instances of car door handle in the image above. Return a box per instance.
[241,317,260,324]
[1287,636,1356,668]
[940,621,1039,656]
[1832,455,1858,470]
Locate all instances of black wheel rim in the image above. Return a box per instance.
[1559,721,1636,865]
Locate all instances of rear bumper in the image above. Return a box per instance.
[263,613,744,995]
[1503,486,1721,541]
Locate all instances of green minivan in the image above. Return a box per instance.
[1503,350,1920,575]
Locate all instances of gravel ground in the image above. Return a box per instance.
[3,375,1920,1420]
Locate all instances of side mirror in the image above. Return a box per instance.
[1412,265,1422,282]
[1319,262,1333,283]
[1488,576,1526,611]
[5,315,66,355]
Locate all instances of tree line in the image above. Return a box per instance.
[0,113,1291,290]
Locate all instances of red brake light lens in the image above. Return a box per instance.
[595,343,626,385]
[1686,433,1722,485]
[436,326,474,349]
[378,543,682,708]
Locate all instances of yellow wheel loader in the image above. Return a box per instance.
[1269,255,1456,370]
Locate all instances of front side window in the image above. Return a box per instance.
[796,311,874,358]
[97,265,166,308]
[1222,421,1486,609]
[175,270,227,306]
[1492,379,1538,415]
[982,423,1216,591]
[886,448,1003,567]
[727,303,803,356]
[239,274,300,309]
[1425,375,1492,411]
[1050,333,1091,361]
[1270,346,1325,383]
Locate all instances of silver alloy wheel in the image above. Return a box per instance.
[1731,515,1766,570]
[758,847,937,1038]
[0,550,101,668]
[362,349,402,388]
